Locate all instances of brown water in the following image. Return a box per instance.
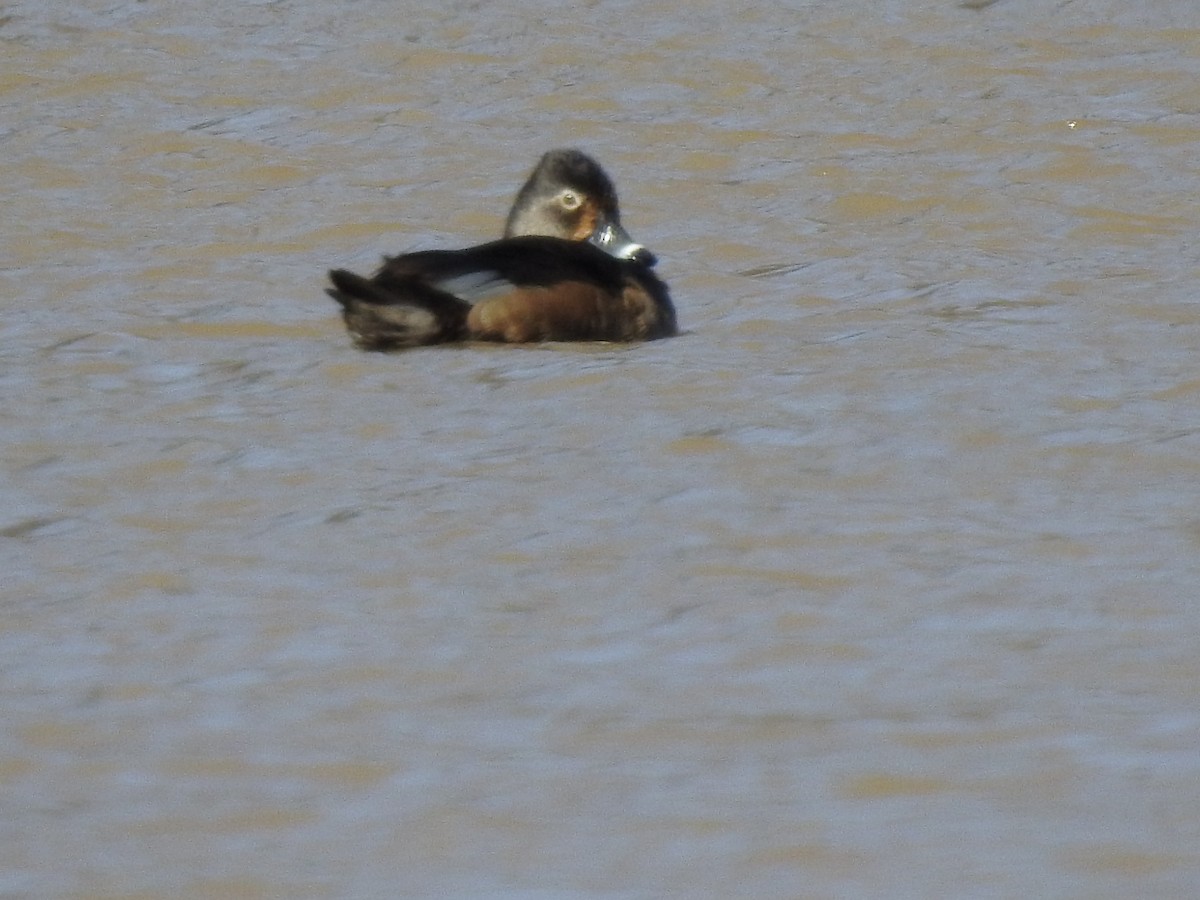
[4,1,1200,897]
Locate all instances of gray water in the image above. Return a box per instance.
[3,1,1200,897]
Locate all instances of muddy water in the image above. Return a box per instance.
[4,0,1200,896]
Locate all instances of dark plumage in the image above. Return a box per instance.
[325,149,676,351]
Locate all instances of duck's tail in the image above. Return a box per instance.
[326,269,471,351]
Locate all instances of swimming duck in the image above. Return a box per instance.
[326,149,676,351]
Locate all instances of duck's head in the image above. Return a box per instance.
[503,149,658,268]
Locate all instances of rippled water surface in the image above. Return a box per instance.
[4,1,1200,897]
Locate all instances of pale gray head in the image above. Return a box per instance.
[503,149,657,267]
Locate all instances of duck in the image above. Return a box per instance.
[325,149,677,351]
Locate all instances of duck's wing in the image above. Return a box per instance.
[373,237,628,302]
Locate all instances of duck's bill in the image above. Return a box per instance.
[588,220,658,268]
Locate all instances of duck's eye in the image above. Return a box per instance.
[560,191,582,210]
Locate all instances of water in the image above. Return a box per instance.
[3,1,1199,896]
